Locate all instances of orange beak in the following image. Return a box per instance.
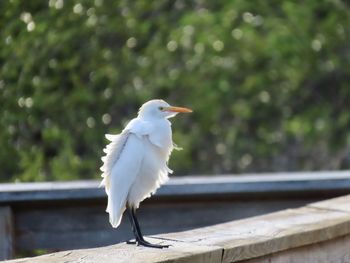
[164,106,193,113]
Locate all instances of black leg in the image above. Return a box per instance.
[126,207,169,249]
[126,208,141,244]
[130,209,146,241]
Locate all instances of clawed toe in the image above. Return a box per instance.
[126,239,168,248]
[137,239,169,249]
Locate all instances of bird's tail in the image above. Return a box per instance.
[100,171,126,228]
[106,191,126,228]
[105,170,130,228]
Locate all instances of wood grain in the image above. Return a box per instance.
[5,241,223,263]
[155,205,350,262]
[309,194,350,213]
[0,207,13,260]
[5,194,350,263]
[241,234,350,263]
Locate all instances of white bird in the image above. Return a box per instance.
[100,99,192,248]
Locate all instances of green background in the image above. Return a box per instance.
[1,0,350,182]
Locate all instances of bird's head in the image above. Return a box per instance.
[138,99,192,119]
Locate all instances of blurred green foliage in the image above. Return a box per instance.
[1,0,350,182]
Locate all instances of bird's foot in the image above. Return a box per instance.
[136,238,169,249]
[126,239,137,244]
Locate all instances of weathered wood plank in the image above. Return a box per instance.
[154,195,350,262]
[0,207,13,260]
[241,234,350,263]
[6,241,223,263]
[309,194,350,213]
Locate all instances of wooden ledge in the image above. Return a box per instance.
[6,194,350,263]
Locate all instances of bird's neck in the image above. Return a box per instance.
[138,115,168,123]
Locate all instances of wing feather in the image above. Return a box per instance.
[127,138,170,208]
[100,132,129,182]
[105,134,120,141]
[100,132,144,228]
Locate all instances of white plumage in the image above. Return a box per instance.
[100,100,192,231]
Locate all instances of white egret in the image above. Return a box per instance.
[100,99,192,248]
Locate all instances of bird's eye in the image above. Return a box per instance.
[158,107,164,111]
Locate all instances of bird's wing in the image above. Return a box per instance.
[100,119,152,186]
[100,118,151,228]
[124,118,153,137]
[100,131,128,189]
